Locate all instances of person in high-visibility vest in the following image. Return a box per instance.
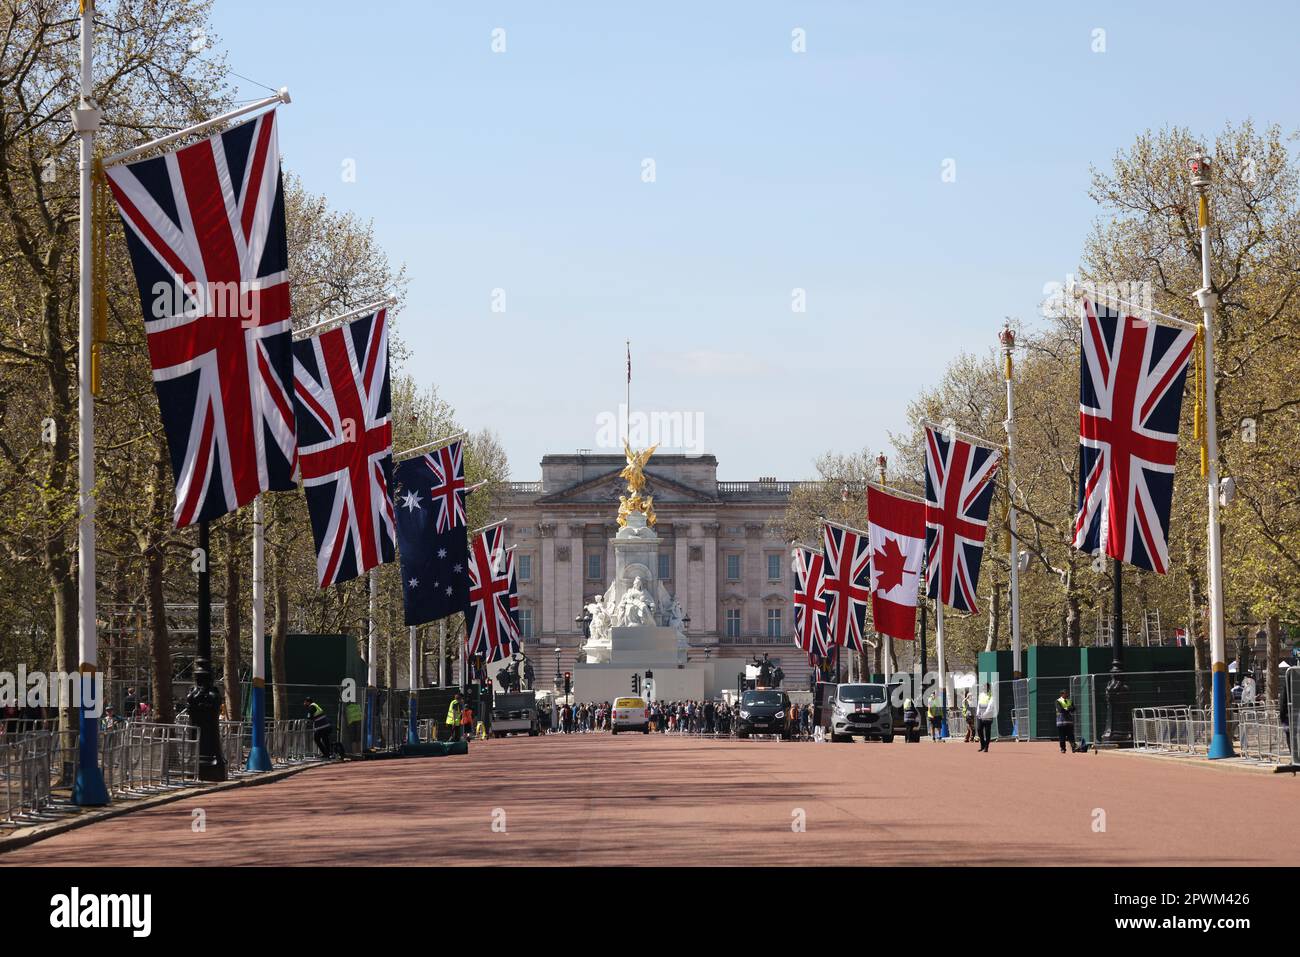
[1055,688,1079,753]
[445,693,463,742]
[901,696,920,743]
[927,694,943,741]
[304,696,334,759]
[975,683,996,752]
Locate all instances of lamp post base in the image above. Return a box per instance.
[186,683,227,783]
[1103,670,1132,748]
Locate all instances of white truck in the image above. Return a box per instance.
[490,691,540,737]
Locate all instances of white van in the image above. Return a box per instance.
[611,696,650,734]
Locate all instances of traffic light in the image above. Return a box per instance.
[631,673,640,694]
[563,671,572,695]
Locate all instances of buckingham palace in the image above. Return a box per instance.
[500,453,816,689]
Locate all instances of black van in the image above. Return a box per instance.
[737,688,792,739]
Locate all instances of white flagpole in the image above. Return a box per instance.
[247,495,271,770]
[73,0,107,806]
[407,625,419,745]
[439,619,447,687]
[102,89,290,168]
[366,568,378,749]
[1002,323,1022,679]
[1189,156,1233,759]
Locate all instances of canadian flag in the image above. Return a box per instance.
[867,484,926,641]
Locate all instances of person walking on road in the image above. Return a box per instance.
[461,698,476,740]
[445,693,463,742]
[1055,687,1079,753]
[975,683,996,752]
[902,695,920,743]
[305,697,334,759]
[962,690,975,743]
[927,694,943,741]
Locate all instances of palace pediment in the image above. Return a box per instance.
[535,469,717,507]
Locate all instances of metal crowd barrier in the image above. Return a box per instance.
[266,719,316,764]
[0,730,56,825]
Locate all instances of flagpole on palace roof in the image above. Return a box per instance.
[1189,154,1234,759]
[72,0,108,807]
[625,340,631,444]
[1001,322,1023,680]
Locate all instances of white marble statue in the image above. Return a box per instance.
[615,576,656,627]
[668,598,686,634]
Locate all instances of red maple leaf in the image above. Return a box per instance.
[872,536,913,594]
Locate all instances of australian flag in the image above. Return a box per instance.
[392,444,470,625]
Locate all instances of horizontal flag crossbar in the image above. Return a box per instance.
[469,518,507,538]
[1066,281,1200,331]
[819,516,872,539]
[865,480,927,504]
[394,431,469,462]
[921,419,1006,452]
[294,298,395,340]
[103,90,291,168]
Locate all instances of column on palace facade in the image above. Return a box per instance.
[567,522,584,636]
[539,522,556,636]
[674,526,690,634]
[703,521,719,634]
[745,523,764,636]
[605,522,617,593]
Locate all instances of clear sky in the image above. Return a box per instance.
[209,0,1298,480]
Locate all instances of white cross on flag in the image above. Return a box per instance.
[866,484,925,642]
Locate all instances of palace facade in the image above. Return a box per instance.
[500,453,816,690]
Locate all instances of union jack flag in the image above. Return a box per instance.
[792,547,828,655]
[467,526,521,663]
[105,111,296,526]
[292,308,395,587]
[925,425,1000,613]
[820,522,872,652]
[423,440,467,533]
[1073,297,1195,573]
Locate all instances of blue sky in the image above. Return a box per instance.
[210,0,1297,479]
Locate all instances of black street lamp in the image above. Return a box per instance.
[187,520,226,781]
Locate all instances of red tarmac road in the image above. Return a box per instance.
[4,734,1297,866]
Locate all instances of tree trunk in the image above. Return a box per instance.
[985,580,1003,653]
[50,556,76,735]
[222,520,242,721]
[271,503,289,721]
[1266,614,1280,704]
[144,538,174,723]
[140,444,175,723]
[1064,568,1081,648]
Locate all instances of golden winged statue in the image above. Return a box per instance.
[617,441,657,527]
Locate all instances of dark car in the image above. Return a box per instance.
[737,689,792,739]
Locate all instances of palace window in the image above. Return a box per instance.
[767,608,782,638]
[767,553,781,582]
[586,553,602,580]
[517,554,532,582]
[518,609,534,639]
[726,554,741,581]
[658,552,671,580]
[725,609,742,637]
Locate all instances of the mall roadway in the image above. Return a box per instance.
[4,734,1297,866]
